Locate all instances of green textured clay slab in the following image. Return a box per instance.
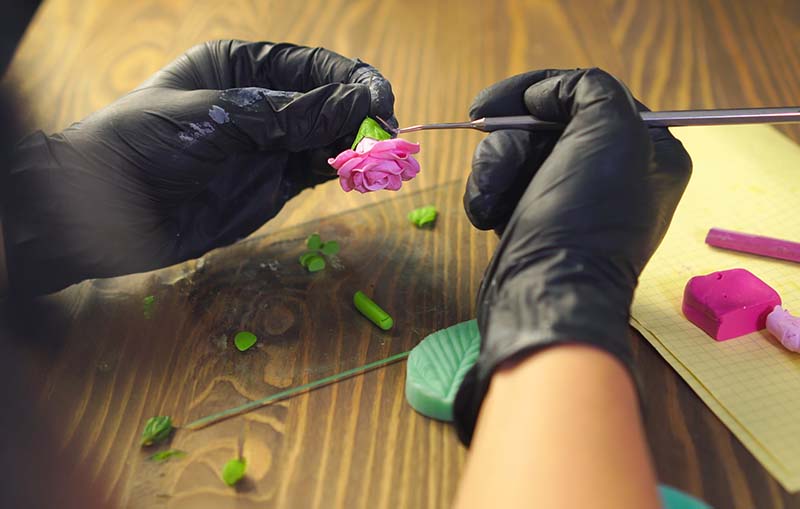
[405,319,481,421]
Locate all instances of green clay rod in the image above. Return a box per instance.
[353,291,393,330]
[183,350,410,430]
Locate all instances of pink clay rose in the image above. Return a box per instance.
[328,137,420,193]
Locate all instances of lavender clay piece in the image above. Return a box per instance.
[766,306,800,352]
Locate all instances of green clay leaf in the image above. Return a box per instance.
[352,117,393,149]
[320,241,340,256]
[149,449,186,462]
[408,206,438,228]
[306,233,322,250]
[143,295,155,319]
[234,331,257,352]
[141,415,173,446]
[221,457,247,486]
[298,251,317,267]
[306,255,326,273]
[405,320,481,421]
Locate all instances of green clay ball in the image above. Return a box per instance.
[221,457,247,486]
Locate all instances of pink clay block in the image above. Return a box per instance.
[682,268,781,341]
[766,306,800,352]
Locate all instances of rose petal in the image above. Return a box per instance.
[328,136,422,193]
[385,174,402,191]
[339,175,354,192]
[365,180,387,191]
[355,137,380,153]
[352,172,368,193]
[364,170,390,190]
[337,156,368,177]
[400,156,421,180]
[370,139,420,157]
[363,160,404,175]
[328,149,360,168]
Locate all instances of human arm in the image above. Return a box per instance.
[452,69,692,507]
[454,345,660,509]
[3,40,395,296]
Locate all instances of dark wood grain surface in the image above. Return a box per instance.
[3,0,800,507]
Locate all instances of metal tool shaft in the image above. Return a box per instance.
[394,107,800,134]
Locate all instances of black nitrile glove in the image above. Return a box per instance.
[453,69,692,445]
[2,40,396,296]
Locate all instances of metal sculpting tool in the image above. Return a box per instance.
[377,107,800,135]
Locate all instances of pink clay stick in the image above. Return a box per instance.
[706,228,800,264]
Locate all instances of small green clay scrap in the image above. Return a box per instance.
[149,449,186,462]
[234,331,257,352]
[408,205,438,228]
[320,241,340,256]
[306,233,322,250]
[353,291,393,330]
[306,255,326,272]
[140,415,173,446]
[143,295,156,319]
[221,457,247,486]
[299,233,340,272]
[298,251,316,266]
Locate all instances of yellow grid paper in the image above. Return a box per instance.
[631,125,800,492]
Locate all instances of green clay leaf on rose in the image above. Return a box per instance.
[352,117,393,149]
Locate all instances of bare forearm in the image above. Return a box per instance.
[454,344,660,509]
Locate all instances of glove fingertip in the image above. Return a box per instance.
[468,88,495,120]
[463,179,500,231]
[470,69,569,120]
[464,131,539,231]
[369,76,396,118]
[523,68,639,124]
[349,62,396,121]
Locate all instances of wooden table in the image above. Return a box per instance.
[3,0,800,507]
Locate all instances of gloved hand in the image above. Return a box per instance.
[453,69,692,444]
[2,40,396,296]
